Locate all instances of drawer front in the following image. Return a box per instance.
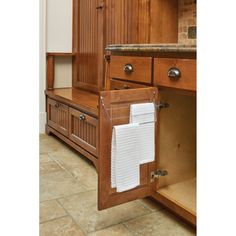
[69,108,98,156]
[47,98,69,137]
[154,58,196,91]
[110,56,152,84]
[110,79,148,90]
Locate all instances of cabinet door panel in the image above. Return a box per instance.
[47,98,58,130]
[69,108,98,156]
[74,0,104,92]
[57,103,69,136]
[98,87,158,210]
[47,98,69,137]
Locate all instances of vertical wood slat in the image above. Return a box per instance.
[72,0,79,88]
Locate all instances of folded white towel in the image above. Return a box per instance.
[111,123,140,192]
[130,103,155,164]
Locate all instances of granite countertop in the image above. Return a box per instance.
[106,44,196,53]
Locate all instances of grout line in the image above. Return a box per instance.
[122,222,136,236]
[40,189,97,204]
[87,223,134,235]
[47,153,83,182]
[123,211,157,226]
[56,198,88,236]
[137,198,163,212]
[47,152,98,191]
[86,203,154,234]
[40,215,68,225]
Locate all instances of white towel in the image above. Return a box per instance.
[111,123,140,192]
[130,103,155,164]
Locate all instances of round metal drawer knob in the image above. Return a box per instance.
[124,64,133,73]
[167,67,181,80]
[123,84,130,89]
[79,114,86,121]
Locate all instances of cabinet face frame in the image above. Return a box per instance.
[98,87,159,210]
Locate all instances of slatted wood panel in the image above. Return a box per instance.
[47,98,69,137]
[105,0,178,45]
[74,0,104,92]
[69,108,98,156]
[106,0,150,44]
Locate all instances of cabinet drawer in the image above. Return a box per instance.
[110,79,148,90]
[69,108,98,156]
[110,56,152,84]
[47,98,69,137]
[154,58,196,91]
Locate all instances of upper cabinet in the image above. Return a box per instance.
[46,0,180,92]
[73,0,179,93]
[105,0,178,44]
[46,0,73,52]
[73,0,104,92]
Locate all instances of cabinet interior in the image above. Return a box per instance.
[157,90,196,214]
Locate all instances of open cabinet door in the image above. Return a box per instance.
[98,87,158,210]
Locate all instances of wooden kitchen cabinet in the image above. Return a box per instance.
[46,88,99,168]
[98,46,196,225]
[44,0,197,226]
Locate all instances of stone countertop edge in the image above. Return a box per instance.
[105,44,196,53]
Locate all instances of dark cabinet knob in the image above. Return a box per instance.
[79,114,86,121]
[96,5,103,9]
[167,67,181,80]
[123,84,130,89]
[124,64,133,73]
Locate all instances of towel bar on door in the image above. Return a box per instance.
[100,96,169,122]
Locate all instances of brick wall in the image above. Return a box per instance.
[178,0,196,45]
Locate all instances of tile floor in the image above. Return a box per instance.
[40,134,196,236]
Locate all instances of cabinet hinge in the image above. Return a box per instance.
[155,103,169,110]
[151,169,168,182]
[104,55,110,62]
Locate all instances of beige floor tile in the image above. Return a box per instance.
[124,211,196,236]
[40,161,63,175]
[40,170,87,202]
[40,154,52,163]
[88,224,133,236]
[40,134,50,141]
[69,165,97,190]
[40,200,67,223]
[40,140,65,154]
[40,216,85,236]
[138,197,163,212]
[40,135,67,154]
[59,190,151,234]
[49,148,94,171]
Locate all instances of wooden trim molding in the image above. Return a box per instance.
[46,55,54,89]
